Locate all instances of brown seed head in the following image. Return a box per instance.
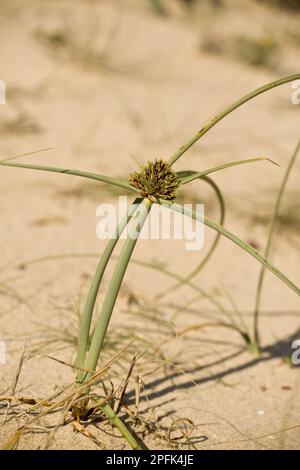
[129,159,179,200]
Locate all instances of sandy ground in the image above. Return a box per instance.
[0,0,300,449]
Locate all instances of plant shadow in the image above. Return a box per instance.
[125,327,300,403]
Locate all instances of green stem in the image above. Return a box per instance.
[157,175,225,299]
[178,157,277,185]
[168,74,300,165]
[80,198,152,383]
[176,176,225,278]
[17,250,244,336]
[101,402,142,450]
[75,198,141,374]
[161,201,300,296]
[253,139,300,352]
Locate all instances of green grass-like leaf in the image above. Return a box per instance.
[160,200,300,296]
[168,73,300,165]
[0,161,138,194]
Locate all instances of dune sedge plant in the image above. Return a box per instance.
[1,74,300,449]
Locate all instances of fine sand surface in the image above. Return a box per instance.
[0,0,299,449]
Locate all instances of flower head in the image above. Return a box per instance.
[129,159,179,200]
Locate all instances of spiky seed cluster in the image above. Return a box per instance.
[129,159,179,200]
